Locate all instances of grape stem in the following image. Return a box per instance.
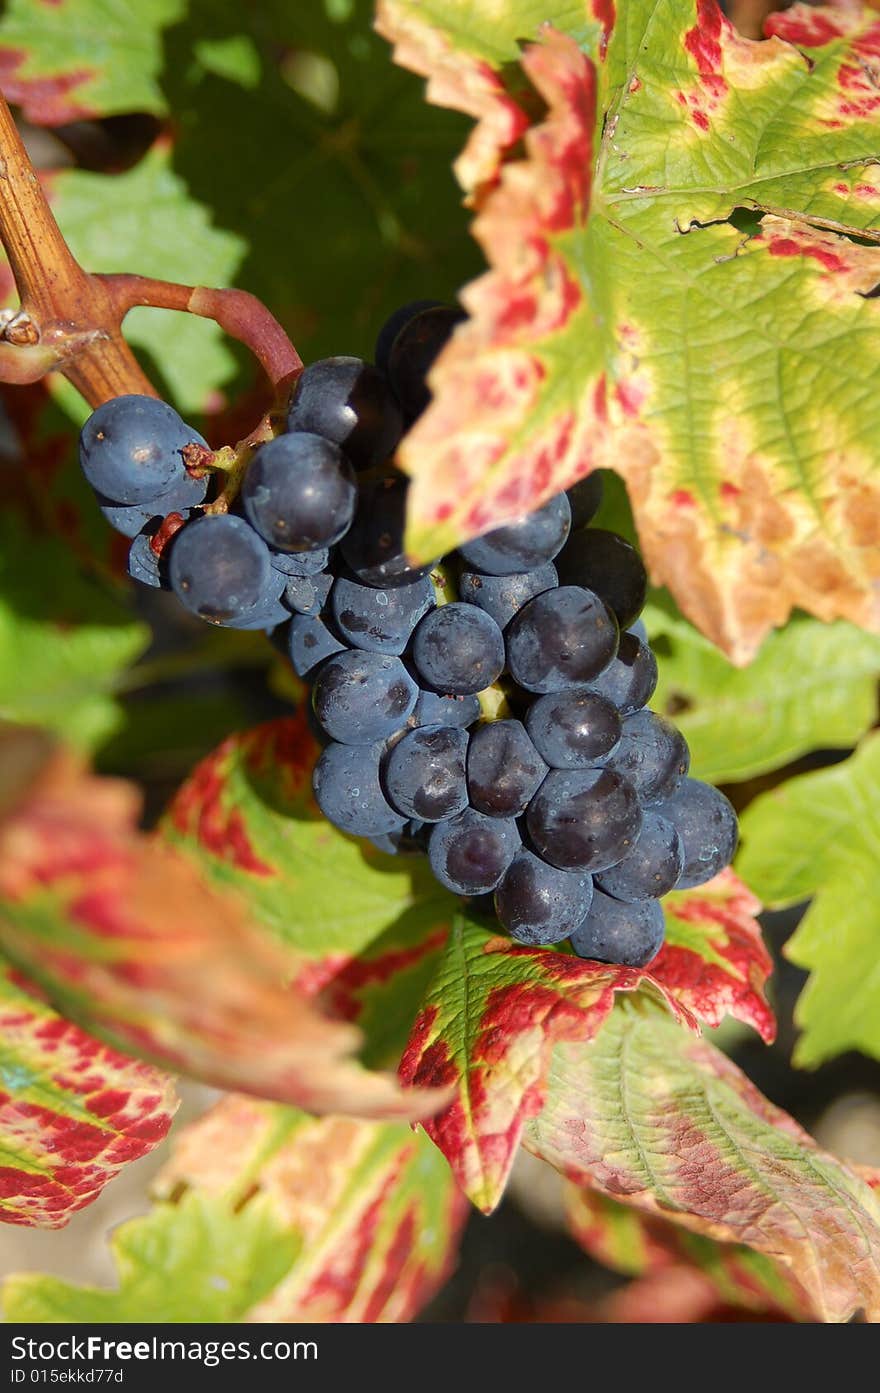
[0,93,302,409]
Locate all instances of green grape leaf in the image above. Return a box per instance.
[158,0,481,366]
[164,713,452,1068]
[526,998,880,1324]
[647,605,880,784]
[0,0,183,124]
[737,733,880,1067]
[0,735,449,1120]
[51,145,246,416]
[378,0,880,662]
[3,1095,466,1322]
[400,871,771,1214]
[0,512,148,752]
[565,1185,810,1321]
[0,961,176,1231]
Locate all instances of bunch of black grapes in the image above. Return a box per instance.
[79,302,737,968]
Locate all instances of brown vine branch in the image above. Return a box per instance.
[0,92,302,414]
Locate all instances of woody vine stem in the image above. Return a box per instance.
[0,92,302,430]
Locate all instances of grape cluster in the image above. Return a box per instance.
[78,301,738,969]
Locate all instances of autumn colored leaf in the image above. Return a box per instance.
[0,0,183,125]
[526,999,880,1323]
[3,1096,467,1322]
[0,961,176,1231]
[0,732,449,1121]
[400,874,770,1213]
[737,733,880,1067]
[165,712,452,1067]
[379,0,880,661]
[565,1186,808,1320]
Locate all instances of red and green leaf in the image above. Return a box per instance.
[400,873,771,1213]
[565,1186,809,1321]
[526,997,880,1323]
[0,0,182,126]
[378,0,880,661]
[0,961,176,1230]
[3,1096,468,1322]
[0,735,449,1121]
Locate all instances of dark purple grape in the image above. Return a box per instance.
[526,768,642,873]
[409,688,481,730]
[287,356,403,470]
[98,467,207,537]
[375,300,444,375]
[383,725,469,822]
[651,778,738,888]
[80,395,205,504]
[270,547,330,577]
[458,494,571,575]
[566,473,604,529]
[242,432,356,553]
[168,514,283,625]
[459,563,557,630]
[428,809,519,895]
[312,650,418,744]
[467,720,548,818]
[412,603,504,695]
[605,709,689,802]
[557,528,648,629]
[331,573,434,655]
[584,632,657,715]
[569,890,665,967]
[127,532,166,589]
[525,688,621,768]
[283,571,334,616]
[596,811,683,902]
[313,741,406,837]
[287,613,346,677]
[387,304,465,419]
[505,586,618,694]
[340,472,434,587]
[495,850,593,946]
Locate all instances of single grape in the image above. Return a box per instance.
[459,563,558,630]
[331,573,434,655]
[227,594,292,630]
[127,532,165,589]
[596,812,683,902]
[387,304,465,419]
[428,809,519,895]
[605,709,689,802]
[168,514,281,625]
[566,473,604,530]
[412,603,505,695]
[409,688,481,730]
[584,632,657,716]
[525,688,621,768]
[383,725,469,822]
[628,618,648,644]
[80,395,206,504]
[286,613,346,677]
[242,432,356,553]
[506,586,618,694]
[651,778,738,888]
[526,768,642,873]
[98,468,208,537]
[283,571,334,616]
[467,720,548,818]
[340,472,435,587]
[570,890,665,967]
[557,528,648,629]
[313,741,406,837]
[495,850,593,946]
[287,356,403,470]
[458,494,571,576]
[312,649,418,744]
[375,299,444,375]
[270,547,330,577]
